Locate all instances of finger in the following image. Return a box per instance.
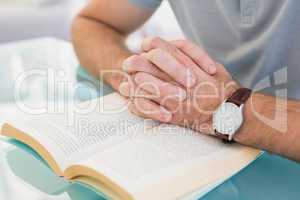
[134,72,187,102]
[122,54,173,82]
[145,48,197,88]
[119,80,161,102]
[119,80,179,113]
[142,37,204,77]
[119,80,181,113]
[128,98,172,123]
[142,37,216,75]
[118,81,134,98]
[171,40,217,75]
[142,37,182,55]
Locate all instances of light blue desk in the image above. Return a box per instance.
[5,67,300,200]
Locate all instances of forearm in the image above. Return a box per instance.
[72,16,132,90]
[235,93,300,161]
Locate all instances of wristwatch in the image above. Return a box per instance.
[212,88,252,142]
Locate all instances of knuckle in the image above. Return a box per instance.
[134,72,147,83]
[177,39,189,48]
[127,55,141,66]
[147,48,163,60]
[133,98,146,111]
[142,37,162,51]
[150,37,162,47]
[152,48,164,55]
[146,49,156,60]
[147,48,172,66]
[142,37,152,45]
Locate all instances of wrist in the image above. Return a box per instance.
[233,92,264,144]
[213,87,252,141]
[106,72,125,91]
[224,81,241,101]
[102,53,132,91]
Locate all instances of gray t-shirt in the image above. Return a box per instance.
[129,0,300,99]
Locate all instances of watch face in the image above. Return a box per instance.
[213,102,243,136]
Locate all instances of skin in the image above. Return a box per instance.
[71,0,150,90]
[72,0,300,162]
[71,0,215,90]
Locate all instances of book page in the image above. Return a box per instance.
[73,124,260,200]
[3,92,260,199]
[3,93,159,171]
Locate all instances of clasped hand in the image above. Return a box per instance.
[119,37,239,135]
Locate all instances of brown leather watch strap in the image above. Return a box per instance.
[214,88,252,142]
[215,130,236,143]
[226,88,252,107]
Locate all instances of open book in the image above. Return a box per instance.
[1,93,260,200]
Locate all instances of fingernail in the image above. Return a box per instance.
[160,107,172,122]
[142,37,153,51]
[208,63,217,74]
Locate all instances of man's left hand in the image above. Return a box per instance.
[121,37,239,135]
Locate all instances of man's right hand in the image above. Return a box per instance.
[118,37,218,122]
[122,37,217,81]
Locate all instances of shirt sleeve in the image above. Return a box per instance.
[128,0,163,10]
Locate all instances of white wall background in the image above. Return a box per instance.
[127,1,184,52]
[0,0,84,43]
[0,0,183,44]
